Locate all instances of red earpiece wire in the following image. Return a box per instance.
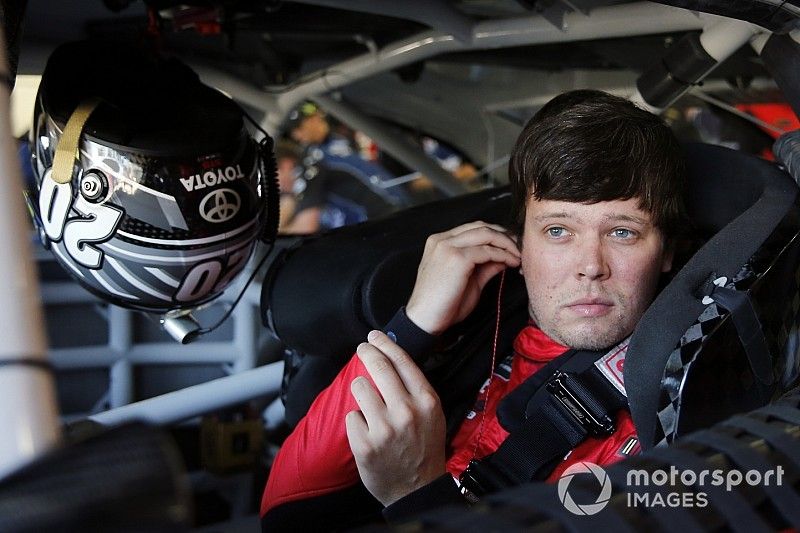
[469,269,506,460]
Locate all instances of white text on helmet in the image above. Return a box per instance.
[180,164,245,192]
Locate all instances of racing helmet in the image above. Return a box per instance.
[29,41,278,314]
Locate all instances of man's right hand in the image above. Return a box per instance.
[405,221,521,335]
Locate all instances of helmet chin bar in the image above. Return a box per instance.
[161,313,202,345]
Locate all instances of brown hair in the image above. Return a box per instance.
[508,90,687,240]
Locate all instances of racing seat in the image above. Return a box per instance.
[262,142,800,448]
[627,141,800,449]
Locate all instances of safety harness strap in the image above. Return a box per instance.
[709,285,774,387]
[459,345,628,498]
[496,348,578,432]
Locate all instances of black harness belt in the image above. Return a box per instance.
[459,345,628,500]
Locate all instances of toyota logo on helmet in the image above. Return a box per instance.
[200,189,242,223]
[28,41,279,319]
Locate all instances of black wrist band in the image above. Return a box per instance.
[383,306,438,362]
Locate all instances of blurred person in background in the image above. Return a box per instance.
[285,102,404,233]
[274,139,303,233]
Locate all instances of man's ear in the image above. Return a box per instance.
[661,239,675,273]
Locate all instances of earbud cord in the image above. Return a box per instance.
[195,240,275,335]
[193,105,277,335]
[468,269,506,461]
[240,106,270,139]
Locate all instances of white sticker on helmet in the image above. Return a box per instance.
[39,169,72,241]
[176,260,223,302]
[64,195,124,269]
[180,164,245,192]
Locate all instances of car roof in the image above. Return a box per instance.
[16,0,795,186]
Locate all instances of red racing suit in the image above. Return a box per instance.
[261,310,639,529]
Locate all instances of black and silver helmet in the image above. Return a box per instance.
[30,41,278,313]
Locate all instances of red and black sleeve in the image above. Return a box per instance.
[260,308,438,531]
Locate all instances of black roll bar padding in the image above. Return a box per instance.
[636,32,717,109]
[774,130,800,182]
[262,187,513,361]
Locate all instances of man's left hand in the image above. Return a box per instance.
[345,330,447,507]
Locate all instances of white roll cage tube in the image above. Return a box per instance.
[191,3,762,197]
[0,28,61,479]
[189,2,712,197]
[89,362,284,427]
[264,1,710,127]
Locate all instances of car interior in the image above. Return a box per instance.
[2,0,800,531]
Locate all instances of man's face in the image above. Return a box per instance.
[520,197,673,350]
[289,114,328,145]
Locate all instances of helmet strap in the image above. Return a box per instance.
[50,98,101,184]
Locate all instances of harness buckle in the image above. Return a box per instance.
[458,458,515,500]
[546,371,616,437]
[457,465,483,504]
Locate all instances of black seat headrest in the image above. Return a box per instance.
[262,188,513,360]
[627,142,800,450]
[682,143,790,235]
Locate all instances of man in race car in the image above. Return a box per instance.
[261,89,687,529]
